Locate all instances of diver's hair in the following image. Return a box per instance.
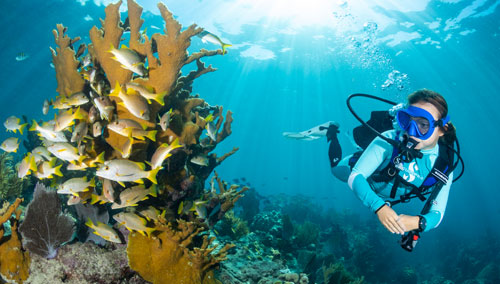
[408,89,457,145]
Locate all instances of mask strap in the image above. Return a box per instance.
[437,114,450,127]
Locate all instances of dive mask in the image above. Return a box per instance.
[396,105,450,140]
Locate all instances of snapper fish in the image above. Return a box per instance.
[139,206,164,221]
[18,153,37,178]
[158,109,172,131]
[88,106,99,123]
[108,45,146,76]
[57,176,95,196]
[96,159,160,186]
[102,178,115,202]
[29,120,68,142]
[67,195,82,206]
[107,119,156,141]
[92,121,103,137]
[47,142,86,164]
[89,178,116,205]
[32,146,52,162]
[71,121,88,143]
[4,116,27,134]
[110,82,150,121]
[63,92,90,107]
[43,99,50,115]
[190,154,209,166]
[110,184,156,209]
[149,138,183,169]
[93,96,115,121]
[204,114,217,141]
[35,158,63,180]
[113,212,155,237]
[125,82,165,106]
[85,218,121,243]
[52,96,72,110]
[54,107,85,132]
[118,137,134,159]
[197,30,232,54]
[66,162,89,171]
[0,137,19,153]
[90,178,115,205]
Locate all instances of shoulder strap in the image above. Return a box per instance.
[421,141,454,187]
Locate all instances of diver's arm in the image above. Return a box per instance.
[348,132,394,212]
[421,172,453,232]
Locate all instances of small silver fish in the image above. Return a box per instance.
[109,45,146,76]
[150,138,183,169]
[94,96,115,121]
[71,121,88,143]
[190,155,209,166]
[43,99,50,115]
[18,153,37,178]
[88,106,98,123]
[110,184,156,209]
[4,116,27,134]
[96,159,160,186]
[110,82,150,121]
[159,109,172,131]
[85,218,121,243]
[93,121,103,137]
[125,82,165,106]
[102,178,115,202]
[197,31,232,54]
[206,121,217,141]
[113,212,155,236]
[0,137,19,153]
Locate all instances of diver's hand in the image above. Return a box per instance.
[397,214,420,232]
[376,205,406,235]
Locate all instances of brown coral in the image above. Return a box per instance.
[127,218,234,284]
[50,24,86,97]
[0,198,31,284]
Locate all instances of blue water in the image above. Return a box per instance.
[1,0,500,282]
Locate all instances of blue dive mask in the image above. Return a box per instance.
[396,105,450,140]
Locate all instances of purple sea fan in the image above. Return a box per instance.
[19,182,75,259]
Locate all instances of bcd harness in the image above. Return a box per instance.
[348,131,454,211]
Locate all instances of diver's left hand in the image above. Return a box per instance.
[397,214,420,232]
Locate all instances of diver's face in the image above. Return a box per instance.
[408,102,444,150]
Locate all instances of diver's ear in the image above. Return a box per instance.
[438,124,447,137]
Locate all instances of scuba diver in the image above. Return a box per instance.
[324,89,463,251]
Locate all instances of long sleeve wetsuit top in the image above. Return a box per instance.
[347,130,453,232]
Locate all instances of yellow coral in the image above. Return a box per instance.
[0,198,31,284]
[127,218,234,284]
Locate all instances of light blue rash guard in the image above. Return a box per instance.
[332,130,453,232]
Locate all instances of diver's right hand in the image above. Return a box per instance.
[376,205,406,235]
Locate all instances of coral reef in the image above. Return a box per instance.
[25,242,145,284]
[15,0,240,281]
[322,262,364,284]
[127,217,235,283]
[0,153,30,201]
[19,183,75,259]
[215,210,249,240]
[0,198,30,284]
[294,221,320,249]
